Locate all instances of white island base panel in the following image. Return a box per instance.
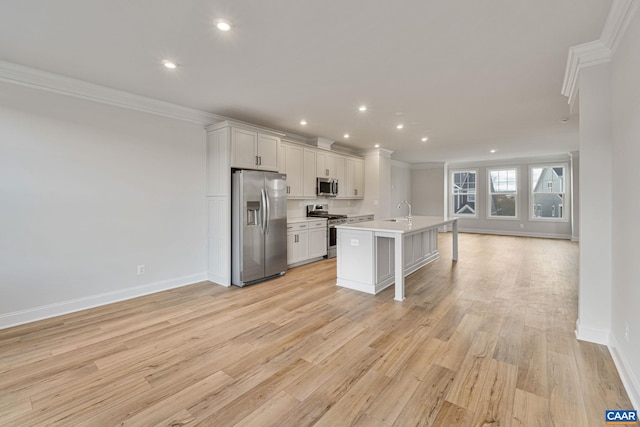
[335,217,458,301]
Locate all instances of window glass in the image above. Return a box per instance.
[451,171,477,216]
[489,168,517,218]
[531,166,565,219]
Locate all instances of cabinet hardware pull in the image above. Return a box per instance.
[259,156,262,165]
[255,155,259,165]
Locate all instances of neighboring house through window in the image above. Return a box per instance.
[451,170,477,217]
[488,168,517,218]
[530,164,567,220]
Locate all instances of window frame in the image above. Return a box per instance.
[450,169,478,218]
[487,167,519,220]
[528,163,569,222]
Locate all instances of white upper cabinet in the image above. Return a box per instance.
[353,158,364,198]
[317,151,337,178]
[230,127,279,171]
[257,134,279,171]
[335,155,346,197]
[280,142,304,197]
[344,157,365,199]
[303,148,317,198]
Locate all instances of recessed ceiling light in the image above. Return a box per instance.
[396,124,404,130]
[162,60,177,69]
[374,144,380,148]
[215,19,232,31]
[344,133,350,139]
[358,105,367,112]
[300,120,307,126]
[421,137,429,142]
[490,149,497,153]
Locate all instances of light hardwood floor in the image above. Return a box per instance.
[0,233,632,426]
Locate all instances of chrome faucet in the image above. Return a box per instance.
[397,200,412,220]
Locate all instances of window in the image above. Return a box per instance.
[451,170,477,217]
[530,165,567,220]
[488,168,517,218]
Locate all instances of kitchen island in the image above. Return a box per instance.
[335,216,458,301]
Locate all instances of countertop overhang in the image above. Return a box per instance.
[335,216,457,234]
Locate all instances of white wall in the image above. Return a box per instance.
[362,149,393,220]
[577,63,613,344]
[570,151,580,241]
[390,160,411,217]
[0,83,207,328]
[446,155,574,239]
[411,163,445,216]
[610,7,640,408]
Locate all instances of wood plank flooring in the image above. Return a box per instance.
[0,233,632,426]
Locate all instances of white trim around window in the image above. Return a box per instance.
[487,167,518,219]
[450,169,478,218]
[529,163,569,222]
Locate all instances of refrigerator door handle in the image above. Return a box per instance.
[264,188,271,235]
[260,188,267,235]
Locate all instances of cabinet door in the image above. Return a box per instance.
[278,143,287,174]
[303,148,317,198]
[284,144,303,197]
[297,230,309,261]
[353,158,364,198]
[335,155,346,198]
[308,227,327,258]
[317,151,337,178]
[317,151,329,178]
[345,157,356,198]
[231,128,258,169]
[287,231,299,265]
[257,134,279,171]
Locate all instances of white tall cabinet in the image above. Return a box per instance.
[206,121,280,286]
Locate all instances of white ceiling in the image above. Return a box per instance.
[0,0,611,163]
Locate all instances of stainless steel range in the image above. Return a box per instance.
[306,204,347,258]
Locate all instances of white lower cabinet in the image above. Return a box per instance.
[287,219,327,266]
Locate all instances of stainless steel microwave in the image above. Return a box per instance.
[317,177,338,197]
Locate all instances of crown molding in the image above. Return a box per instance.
[0,60,221,125]
[365,148,394,158]
[601,0,640,54]
[390,159,411,168]
[206,119,287,137]
[561,40,611,106]
[561,0,639,106]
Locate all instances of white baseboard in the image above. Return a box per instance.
[609,336,640,410]
[575,320,610,345]
[207,273,230,287]
[0,272,208,330]
[459,228,572,240]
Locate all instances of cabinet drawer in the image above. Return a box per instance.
[307,220,327,230]
[287,222,310,232]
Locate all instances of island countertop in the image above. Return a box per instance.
[336,216,457,234]
[335,215,458,301]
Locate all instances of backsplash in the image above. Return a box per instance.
[287,197,365,219]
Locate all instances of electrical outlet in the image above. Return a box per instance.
[520,223,524,228]
[624,322,630,343]
[137,265,145,275]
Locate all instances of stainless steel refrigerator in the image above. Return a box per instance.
[232,170,288,287]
